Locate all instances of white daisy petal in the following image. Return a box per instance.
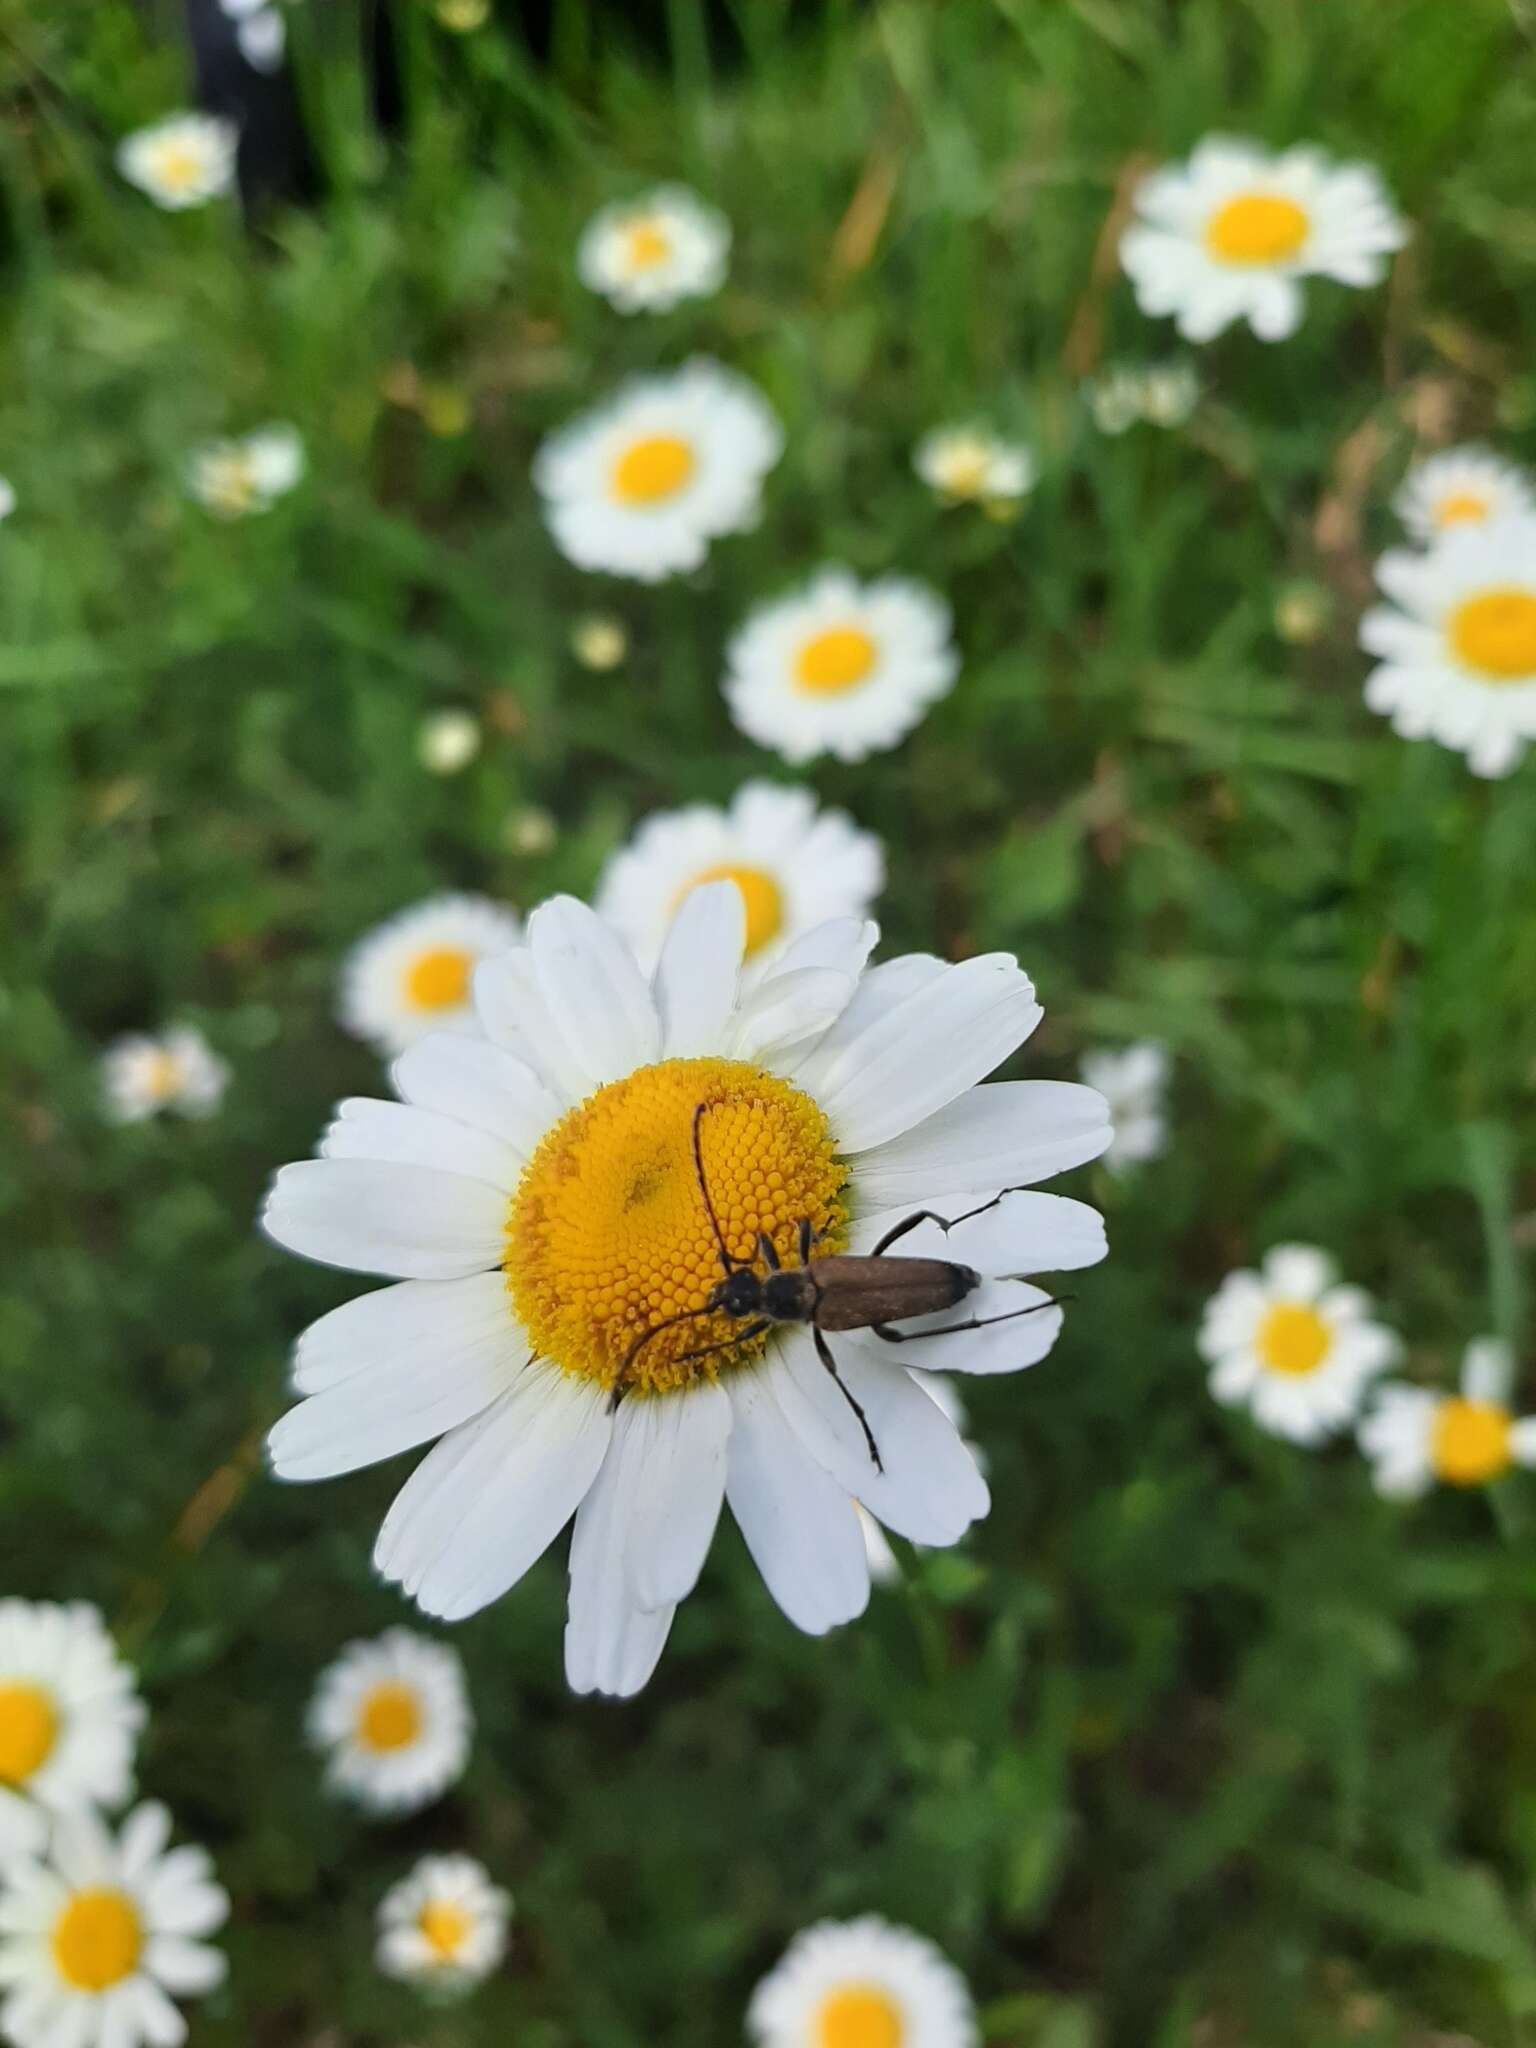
[566,1418,679,1699]
[618,1380,731,1610]
[652,880,746,1055]
[261,1159,507,1279]
[392,1035,562,1158]
[527,896,662,1090]
[320,1098,522,1188]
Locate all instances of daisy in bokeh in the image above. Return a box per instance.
[571,615,627,671]
[1394,447,1536,545]
[0,480,15,523]
[187,425,304,520]
[339,894,522,1057]
[857,1375,979,1586]
[376,1855,511,1995]
[263,887,1111,1696]
[1359,515,1536,777]
[218,0,286,73]
[1086,361,1200,435]
[115,114,238,210]
[0,1801,227,2048]
[416,710,481,776]
[913,426,1036,509]
[577,185,730,313]
[724,567,959,765]
[535,359,781,582]
[1120,137,1406,342]
[748,1915,977,2048]
[0,1602,145,1868]
[307,1630,471,1816]
[1359,1338,1536,1499]
[101,1026,229,1125]
[1199,1244,1399,1445]
[595,781,884,976]
[1078,1043,1169,1174]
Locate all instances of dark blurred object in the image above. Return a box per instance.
[182,0,320,214]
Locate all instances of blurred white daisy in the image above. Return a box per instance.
[1088,361,1200,434]
[594,780,884,975]
[748,1914,977,2048]
[1120,136,1407,343]
[0,480,15,523]
[1359,1338,1536,1499]
[577,185,730,313]
[1199,1244,1399,1445]
[187,424,304,520]
[262,887,1111,1696]
[1394,446,1536,544]
[416,710,481,775]
[1360,515,1536,778]
[376,1854,511,1995]
[535,359,782,583]
[101,1026,229,1125]
[218,0,286,72]
[0,1801,227,2048]
[913,426,1036,507]
[0,1603,145,1870]
[307,1630,472,1816]
[724,567,960,765]
[571,615,627,670]
[115,114,238,211]
[857,1375,978,1586]
[1078,1043,1168,1174]
[338,894,522,1057]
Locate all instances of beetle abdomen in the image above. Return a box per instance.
[808,1255,980,1332]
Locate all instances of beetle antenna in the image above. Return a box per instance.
[691,1101,737,1274]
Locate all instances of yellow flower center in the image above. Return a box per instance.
[1431,1398,1513,1486]
[356,1682,424,1753]
[1204,192,1310,266]
[404,945,474,1011]
[51,1890,143,1993]
[205,454,257,516]
[624,219,672,271]
[418,1900,472,1960]
[611,434,696,506]
[1256,1302,1332,1378]
[0,1681,59,1786]
[153,144,205,196]
[143,1049,184,1101]
[817,1984,906,2048]
[506,1057,845,1395]
[1449,587,1536,682]
[675,864,785,958]
[794,626,879,696]
[1434,490,1491,529]
[937,446,991,499]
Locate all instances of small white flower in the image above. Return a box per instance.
[236,10,286,71]
[101,1026,229,1125]
[417,711,482,776]
[595,780,884,976]
[187,424,304,520]
[1360,515,1536,778]
[1359,1338,1536,1499]
[1139,360,1201,426]
[1394,446,1536,545]
[0,480,15,523]
[570,615,627,670]
[115,113,238,211]
[376,1854,511,1995]
[748,1914,978,2048]
[913,426,1036,506]
[1199,1244,1400,1445]
[535,359,782,583]
[1120,136,1407,343]
[577,185,730,313]
[857,1376,980,1585]
[308,1630,472,1816]
[724,566,960,765]
[0,1801,228,2048]
[338,894,522,1057]
[1079,1043,1168,1174]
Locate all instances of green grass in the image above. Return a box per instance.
[4,0,1536,2040]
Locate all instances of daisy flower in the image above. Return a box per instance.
[101,1026,229,1125]
[723,567,960,765]
[1119,136,1407,343]
[115,114,238,211]
[747,1915,977,2048]
[577,185,730,313]
[339,894,522,1058]
[416,711,481,776]
[262,887,1111,1697]
[857,1376,978,1586]
[0,1801,227,2048]
[913,426,1036,507]
[1078,1043,1169,1174]
[187,424,304,519]
[218,0,286,73]
[1359,1338,1536,1499]
[0,1603,145,1869]
[0,481,15,523]
[307,1630,471,1816]
[1359,515,1536,778]
[1199,1244,1399,1445]
[1394,446,1536,545]
[594,781,885,977]
[571,615,627,670]
[375,1854,511,1995]
[534,358,782,583]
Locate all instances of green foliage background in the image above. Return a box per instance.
[4,0,1536,2041]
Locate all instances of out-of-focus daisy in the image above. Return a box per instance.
[1091,360,1202,433]
[0,480,15,523]
[0,1603,145,1869]
[218,0,286,72]
[187,424,304,520]
[571,615,627,670]
[502,807,557,856]
[724,567,960,765]
[262,888,1111,1696]
[577,186,730,314]
[436,0,489,27]
[748,1914,978,2048]
[594,780,884,975]
[1120,137,1407,343]
[1360,515,1536,778]
[307,1630,471,1816]
[0,1801,227,2048]
[1078,1043,1168,1174]
[338,894,521,1057]
[115,114,238,211]
[101,1026,229,1125]
[913,426,1036,507]
[417,710,481,775]
[535,359,782,583]
[1360,1338,1536,1499]
[858,1376,979,1586]
[1199,1244,1399,1445]
[1394,447,1536,544]
[376,1854,511,1995]
[1273,580,1332,645]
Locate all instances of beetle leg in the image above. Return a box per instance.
[869,1295,1068,1344]
[797,1216,814,1266]
[757,1232,781,1272]
[868,1208,963,1256]
[667,1318,772,1369]
[811,1325,883,1474]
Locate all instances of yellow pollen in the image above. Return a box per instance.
[51,1890,143,1993]
[506,1056,845,1395]
[1431,1398,1513,1486]
[794,626,879,696]
[418,1900,472,1960]
[817,1985,906,2048]
[1449,587,1536,682]
[0,1682,58,1786]
[1204,191,1310,266]
[404,945,474,1011]
[356,1682,423,1753]
[676,864,785,958]
[624,219,672,271]
[1434,491,1491,529]
[1256,1302,1332,1378]
[611,434,695,506]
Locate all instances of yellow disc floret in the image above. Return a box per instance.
[419,1900,472,1960]
[1204,192,1310,266]
[356,1682,424,1754]
[51,1890,143,1992]
[0,1681,58,1786]
[817,1985,906,2048]
[676,864,785,957]
[1256,1302,1332,1378]
[1450,587,1536,682]
[506,1056,846,1394]
[1431,1397,1513,1486]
